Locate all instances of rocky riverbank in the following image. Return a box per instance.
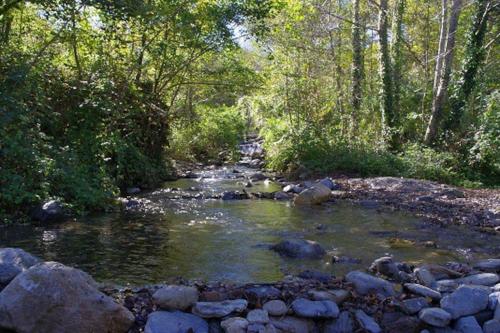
[1,247,499,333]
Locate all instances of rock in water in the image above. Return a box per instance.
[152,285,199,311]
[31,200,64,223]
[0,248,41,286]
[294,183,331,205]
[291,298,339,319]
[369,256,400,278]
[440,285,489,319]
[0,262,134,333]
[145,311,208,333]
[192,299,248,318]
[345,271,396,297]
[271,239,326,259]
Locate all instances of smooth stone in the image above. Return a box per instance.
[489,292,500,310]
[459,273,499,286]
[440,285,489,319]
[263,300,288,316]
[404,283,442,300]
[435,279,459,293]
[291,298,339,319]
[323,311,353,333]
[271,239,326,259]
[415,268,436,287]
[145,311,208,333]
[355,310,381,333]
[418,308,452,327]
[453,316,483,333]
[483,319,500,333]
[269,316,316,333]
[220,317,248,333]
[31,200,64,223]
[370,256,400,278]
[0,262,134,333]
[248,309,270,324]
[152,285,199,311]
[0,248,41,286]
[308,289,349,304]
[402,297,430,315]
[293,183,331,205]
[346,271,396,297]
[192,299,247,318]
[474,259,500,273]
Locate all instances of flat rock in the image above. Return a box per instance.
[271,239,325,259]
[263,300,288,316]
[355,310,381,333]
[483,319,500,333]
[370,256,400,278]
[245,285,281,302]
[323,311,353,333]
[418,308,452,327]
[269,316,316,333]
[220,317,248,333]
[404,283,441,300]
[0,248,41,286]
[192,299,248,318]
[0,262,134,333]
[401,297,429,315]
[415,267,436,287]
[31,200,64,223]
[346,271,396,297]
[474,259,500,273]
[152,285,199,310]
[459,273,499,286]
[453,316,482,333]
[440,285,489,319]
[247,309,269,324]
[308,289,349,304]
[291,298,339,319]
[145,311,208,333]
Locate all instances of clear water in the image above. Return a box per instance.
[1,168,498,285]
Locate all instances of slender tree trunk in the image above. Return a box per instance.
[432,0,449,97]
[424,0,462,145]
[391,0,405,140]
[445,0,493,132]
[378,0,393,146]
[350,0,363,139]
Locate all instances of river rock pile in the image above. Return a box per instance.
[1,247,499,333]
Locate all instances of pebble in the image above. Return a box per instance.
[404,283,442,300]
[440,285,489,319]
[192,299,248,318]
[418,308,452,327]
[291,298,339,319]
[263,300,288,316]
[355,310,381,333]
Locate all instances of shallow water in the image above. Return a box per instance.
[1,168,498,285]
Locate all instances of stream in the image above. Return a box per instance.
[1,140,498,285]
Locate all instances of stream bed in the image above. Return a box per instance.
[1,166,498,285]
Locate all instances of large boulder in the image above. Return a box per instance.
[0,262,134,333]
[0,248,41,286]
[31,200,64,223]
[271,239,326,259]
[440,285,490,319]
[145,311,208,333]
[294,183,331,205]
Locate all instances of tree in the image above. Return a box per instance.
[424,0,462,145]
[391,0,405,138]
[350,0,363,138]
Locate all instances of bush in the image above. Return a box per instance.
[170,106,245,162]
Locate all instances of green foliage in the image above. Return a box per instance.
[170,106,245,162]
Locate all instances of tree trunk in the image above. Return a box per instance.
[391,0,405,141]
[424,0,462,145]
[350,0,363,138]
[445,0,493,132]
[378,0,393,146]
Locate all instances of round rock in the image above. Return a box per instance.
[263,300,288,316]
[291,298,339,319]
[152,285,199,311]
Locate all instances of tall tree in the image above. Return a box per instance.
[391,0,405,136]
[378,0,393,146]
[350,0,363,137]
[424,0,462,145]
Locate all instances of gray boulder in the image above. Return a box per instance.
[440,285,490,319]
[294,183,331,205]
[145,311,208,333]
[271,239,325,259]
[31,200,64,223]
[453,316,482,333]
[192,299,247,318]
[291,298,339,319]
[0,248,41,286]
[355,310,381,333]
[346,271,396,297]
[152,285,199,311]
[0,262,134,333]
[418,308,452,327]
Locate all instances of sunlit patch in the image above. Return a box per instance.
[42,230,57,243]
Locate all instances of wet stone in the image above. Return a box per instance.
[220,317,248,333]
[383,315,419,333]
[401,297,430,315]
[404,283,442,300]
[459,273,499,286]
[474,259,500,273]
[346,271,396,297]
[308,289,350,304]
[418,308,452,327]
[245,286,281,302]
[291,298,339,319]
[247,309,269,324]
[0,248,41,286]
[440,285,489,319]
[355,310,381,333]
[415,267,436,287]
[271,239,326,259]
[488,291,500,310]
[192,299,248,318]
[263,300,288,317]
[435,279,459,293]
[152,285,199,311]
